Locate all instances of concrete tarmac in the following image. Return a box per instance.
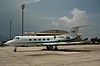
[0,45,100,66]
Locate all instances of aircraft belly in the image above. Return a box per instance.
[11,42,42,47]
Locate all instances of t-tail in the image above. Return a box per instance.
[69,25,89,38]
[69,27,79,38]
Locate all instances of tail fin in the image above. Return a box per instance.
[69,27,79,38]
[69,25,90,38]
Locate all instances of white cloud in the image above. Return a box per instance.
[59,8,88,27]
[17,0,40,4]
[59,16,70,23]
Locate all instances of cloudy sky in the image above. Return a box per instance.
[0,0,100,41]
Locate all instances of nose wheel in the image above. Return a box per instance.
[14,47,17,52]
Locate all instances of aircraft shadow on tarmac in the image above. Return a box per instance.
[41,49,92,52]
[23,49,93,57]
[17,48,92,52]
[17,48,93,57]
[17,49,40,52]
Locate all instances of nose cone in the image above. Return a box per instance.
[4,40,13,45]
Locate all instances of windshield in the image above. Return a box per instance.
[14,37,19,39]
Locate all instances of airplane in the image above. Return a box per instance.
[5,26,86,52]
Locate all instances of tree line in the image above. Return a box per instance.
[83,37,100,44]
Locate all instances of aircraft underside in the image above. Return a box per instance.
[14,45,58,52]
[12,42,82,52]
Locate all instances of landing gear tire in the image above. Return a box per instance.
[46,46,53,50]
[54,46,58,50]
[14,49,16,52]
[46,46,49,50]
[14,47,17,52]
[49,46,53,50]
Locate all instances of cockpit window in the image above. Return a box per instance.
[29,39,32,41]
[14,37,19,39]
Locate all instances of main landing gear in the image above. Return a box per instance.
[14,47,17,52]
[46,46,58,50]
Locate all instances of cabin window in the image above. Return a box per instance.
[54,35,56,39]
[38,39,41,41]
[34,39,36,41]
[29,39,32,41]
[43,38,46,41]
[47,38,50,40]
[67,37,70,39]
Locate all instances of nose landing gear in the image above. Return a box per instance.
[14,47,17,52]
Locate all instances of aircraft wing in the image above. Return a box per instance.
[42,42,84,46]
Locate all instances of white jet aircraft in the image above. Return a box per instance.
[5,26,85,52]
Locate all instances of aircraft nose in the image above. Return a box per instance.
[4,40,13,45]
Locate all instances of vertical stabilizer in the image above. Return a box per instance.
[69,25,89,38]
[69,27,79,38]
